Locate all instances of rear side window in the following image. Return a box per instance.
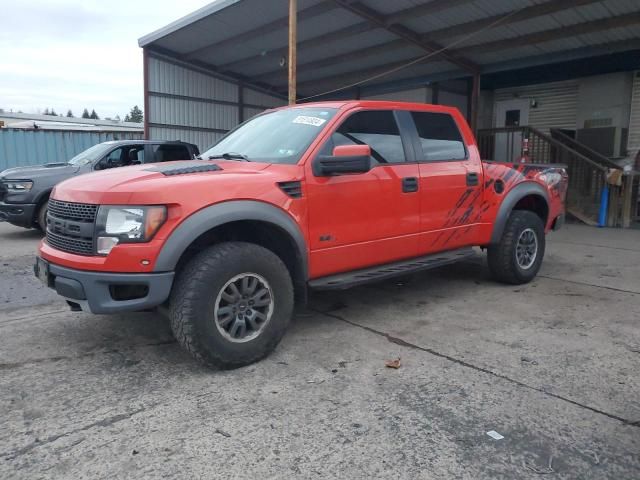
[152,144,191,163]
[328,110,406,164]
[411,112,466,161]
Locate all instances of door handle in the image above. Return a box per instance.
[402,177,419,193]
[466,172,479,187]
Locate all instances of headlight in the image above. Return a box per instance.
[95,205,166,255]
[3,180,33,192]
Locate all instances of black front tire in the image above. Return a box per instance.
[487,210,545,284]
[36,200,49,232]
[170,242,294,369]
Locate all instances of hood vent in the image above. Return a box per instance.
[147,162,222,176]
[278,181,302,198]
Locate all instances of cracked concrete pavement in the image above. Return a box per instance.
[0,222,638,479]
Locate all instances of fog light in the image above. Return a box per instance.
[97,236,119,255]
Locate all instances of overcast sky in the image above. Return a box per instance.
[0,0,211,119]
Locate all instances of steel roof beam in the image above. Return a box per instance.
[256,39,407,81]
[331,0,479,73]
[263,0,629,82]
[218,0,475,72]
[456,11,640,56]
[257,0,607,82]
[184,1,338,60]
[422,0,605,43]
[293,11,640,92]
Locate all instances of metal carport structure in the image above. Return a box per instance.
[138,0,640,150]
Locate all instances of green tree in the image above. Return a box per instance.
[124,105,143,123]
[66,110,73,117]
[89,109,99,120]
[81,108,90,119]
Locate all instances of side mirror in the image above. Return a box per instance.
[314,144,372,176]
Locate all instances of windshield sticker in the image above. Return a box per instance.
[292,115,326,127]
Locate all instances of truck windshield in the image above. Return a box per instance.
[67,143,114,166]
[201,107,338,164]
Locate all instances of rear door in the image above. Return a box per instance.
[304,109,421,278]
[406,109,482,253]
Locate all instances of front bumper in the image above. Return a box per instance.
[0,201,36,228]
[34,257,174,314]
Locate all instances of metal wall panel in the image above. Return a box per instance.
[439,90,468,119]
[627,71,640,153]
[0,130,142,171]
[146,54,284,151]
[149,96,238,131]
[148,56,238,102]
[243,88,286,108]
[494,79,579,131]
[362,87,431,103]
[243,107,268,121]
[149,126,223,153]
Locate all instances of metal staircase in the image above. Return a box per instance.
[476,126,637,227]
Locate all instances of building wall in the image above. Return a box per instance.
[628,71,640,154]
[362,87,431,103]
[493,79,579,132]
[361,84,470,119]
[145,52,285,151]
[576,72,633,131]
[0,130,143,171]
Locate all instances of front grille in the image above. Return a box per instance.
[47,199,98,223]
[46,199,97,255]
[0,182,6,202]
[45,230,94,255]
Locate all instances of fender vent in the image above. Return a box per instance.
[146,161,222,176]
[278,181,302,198]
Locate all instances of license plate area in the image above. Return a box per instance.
[35,258,52,287]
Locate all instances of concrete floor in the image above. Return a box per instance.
[0,222,638,479]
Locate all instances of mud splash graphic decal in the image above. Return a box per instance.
[432,162,567,248]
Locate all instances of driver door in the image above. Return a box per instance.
[304,109,421,278]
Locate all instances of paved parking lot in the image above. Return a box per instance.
[1,222,638,479]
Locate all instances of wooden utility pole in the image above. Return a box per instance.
[288,0,297,104]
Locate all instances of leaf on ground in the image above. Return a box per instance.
[385,357,401,369]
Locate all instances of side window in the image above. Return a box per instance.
[102,147,125,168]
[99,146,144,169]
[411,112,467,161]
[324,110,406,164]
[126,146,144,164]
[152,144,190,163]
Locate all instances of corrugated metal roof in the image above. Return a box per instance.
[139,0,640,97]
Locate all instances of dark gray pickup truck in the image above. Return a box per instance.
[0,140,199,230]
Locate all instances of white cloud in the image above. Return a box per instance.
[0,0,212,118]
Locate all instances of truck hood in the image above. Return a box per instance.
[1,163,80,180]
[52,160,277,204]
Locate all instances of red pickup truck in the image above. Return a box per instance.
[35,101,567,368]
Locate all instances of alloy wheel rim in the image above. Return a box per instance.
[214,273,274,343]
[516,228,538,270]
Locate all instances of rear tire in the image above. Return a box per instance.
[170,242,294,369]
[487,210,545,284]
[36,200,49,232]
